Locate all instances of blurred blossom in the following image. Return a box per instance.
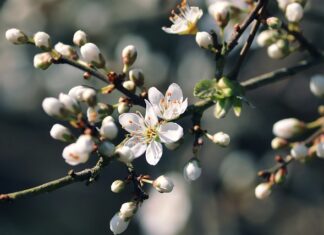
[137,173,191,235]
[219,151,256,193]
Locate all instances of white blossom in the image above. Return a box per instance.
[80,42,105,67]
[162,3,203,35]
[33,31,51,49]
[273,118,305,139]
[316,142,324,158]
[148,83,188,121]
[73,30,88,47]
[33,52,52,70]
[5,28,28,44]
[153,175,174,193]
[119,101,183,165]
[100,119,118,140]
[42,97,66,118]
[255,182,272,199]
[75,135,95,153]
[285,3,303,23]
[195,31,213,49]
[310,74,324,98]
[183,159,202,181]
[291,143,308,160]
[50,124,73,142]
[62,143,90,165]
[109,213,130,235]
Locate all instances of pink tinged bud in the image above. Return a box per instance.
[111,180,126,193]
[153,175,174,193]
[109,213,130,235]
[33,52,52,70]
[195,31,213,49]
[80,42,105,68]
[310,74,324,98]
[62,143,90,166]
[291,143,308,160]
[42,97,67,118]
[272,118,305,139]
[5,28,28,44]
[122,45,137,72]
[98,141,115,157]
[54,42,78,59]
[50,124,74,142]
[73,30,88,47]
[115,146,135,163]
[183,159,202,181]
[33,31,51,49]
[100,120,118,140]
[285,3,304,23]
[316,143,324,158]
[255,182,272,199]
[58,93,80,114]
[119,202,137,220]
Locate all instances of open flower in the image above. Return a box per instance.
[148,83,188,121]
[119,101,183,165]
[162,0,203,35]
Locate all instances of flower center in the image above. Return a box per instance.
[144,127,157,142]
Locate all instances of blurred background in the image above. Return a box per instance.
[0,0,324,234]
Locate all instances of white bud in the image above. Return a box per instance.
[73,30,88,47]
[129,69,144,86]
[122,45,137,72]
[111,180,126,193]
[42,97,66,118]
[183,159,202,181]
[81,88,97,106]
[153,175,174,193]
[5,28,28,44]
[59,93,80,114]
[33,52,53,70]
[255,182,272,199]
[210,132,230,147]
[119,202,137,220]
[62,143,90,166]
[115,146,135,163]
[100,121,118,140]
[50,124,74,142]
[68,85,89,101]
[266,17,282,29]
[208,2,231,27]
[117,102,130,114]
[98,141,115,157]
[80,42,105,67]
[272,118,305,139]
[316,142,324,158]
[267,42,286,59]
[54,42,77,58]
[285,3,303,23]
[310,74,324,98]
[33,32,51,49]
[257,30,279,47]
[109,213,130,235]
[122,80,136,93]
[271,137,288,149]
[195,31,213,49]
[76,134,94,153]
[102,116,115,126]
[291,143,308,160]
[277,0,291,11]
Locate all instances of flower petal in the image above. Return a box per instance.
[124,136,147,158]
[165,83,183,102]
[180,98,188,114]
[158,122,183,144]
[146,141,163,165]
[145,100,158,127]
[119,113,145,134]
[148,87,164,118]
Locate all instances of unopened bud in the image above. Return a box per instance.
[118,102,130,114]
[153,175,174,193]
[119,202,137,220]
[195,31,213,49]
[110,213,129,235]
[33,32,51,50]
[208,2,231,28]
[273,118,305,139]
[122,80,136,93]
[100,119,118,140]
[98,141,115,157]
[111,180,125,193]
[285,3,304,23]
[87,103,111,124]
[208,132,230,147]
[50,124,74,142]
[255,182,272,199]
[80,42,105,68]
[115,146,135,163]
[291,143,308,160]
[54,42,78,59]
[310,74,324,98]
[129,69,144,86]
[122,45,137,72]
[82,88,97,106]
[274,168,286,184]
[267,40,288,59]
[42,97,67,118]
[271,137,288,149]
[59,93,80,114]
[266,17,282,29]
[277,0,290,10]
[257,30,279,47]
[183,158,202,181]
[316,142,324,158]
[5,28,28,44]
[33,52,52,70]
[73,30,88,47]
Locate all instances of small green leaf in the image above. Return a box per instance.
[193,79,217,99]
[233,98,242,117]
[214,98,233,119]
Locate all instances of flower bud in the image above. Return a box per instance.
[129,69,144,86]
[50,124,74,142]
[272,118,305,139]
[266,17,282,29]
[255,182,272,199]
[195,31,213,49]
[277,0,290,11]
[257,30,279,47]
[291,143,308,160]
[81,88,97,106]
[54,42,78,59]
[208,132,230,147]
[310,74,324,98]
[271,137,288,149]
[115,146,135,163]
[42,97,67,118]
[98,141,115,157]
[75,134,94,153]
[119,202,137,220]
[316,142,324,158]
[122,45,137,72]
[122,80,136,93]
[73,30,88,47]
[102,116,115,126]
[80,42,105,68]
[100,120,118,140]
[59,93,80,114]
[208,2,231,28]
[68,86,90,101]
[117,102,130,114]
[111,180,125,193]
[274,168,286,184]
[5,28,28,44]
[285,3,303,23]
[153,175,174,193]
[183,158,202,181]
[33,31,51,50]
[110,213,130,235]
[267,40,288,59]
[87,103,111,124]
[33,52,53,70]
[62,143,90,165]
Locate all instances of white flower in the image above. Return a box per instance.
[50,124,73,142]
[209,131,230,147]
[115,146,135,164]
[73,30,88,47]
[80,42,105,67]
[119,101,183,165]
[273,118,305,139]
[119,202,137,219]
[255,182,272,199]
[195,31,213,49]
[62,143,90,165]
[111,180,125,193]
[162,3,203,35]
[5,28,28,44]
[291,143,308,160]
[183,159,202,181]
[33,52,52,70]
[54,42,77,58]
[33,32,51,49]
[153,175,174,193]
[316,142,324,158]
[110,213,130,235]
[98,141,115,157]
[59,93,80,114]
[42,97,66,118]
[148,83,188,121]
[310,74,324,98]
[208,1,231,27]
[285,3,303,23]
[100,118,118,140]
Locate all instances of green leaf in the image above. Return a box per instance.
[193,79,217,99]
[214,98,233,119]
